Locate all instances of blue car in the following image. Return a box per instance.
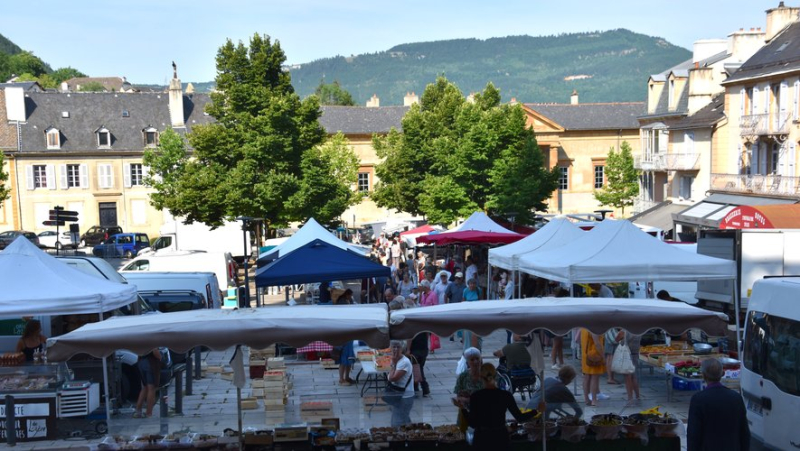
[92,233,150,258]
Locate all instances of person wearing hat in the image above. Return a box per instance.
[445,272,466,304]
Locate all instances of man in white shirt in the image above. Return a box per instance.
[465,256,478,283]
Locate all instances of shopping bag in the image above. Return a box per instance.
[611,342,635,374]
[429,334,441,351]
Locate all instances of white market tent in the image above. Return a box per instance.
[47,304,390,360]
[445,211,517,234]
[488,217,585,271]
[0,237,138,317]
[256,217,370,264]
[517,219,736,283]
[389,298,730,340]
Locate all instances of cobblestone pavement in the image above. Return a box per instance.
[17,290,696,449]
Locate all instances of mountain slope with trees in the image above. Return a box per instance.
[290,29,690,105]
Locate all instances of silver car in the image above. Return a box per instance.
[37,230,73,249]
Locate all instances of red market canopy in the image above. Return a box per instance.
[399,224,437,236]
[416,230,524,245]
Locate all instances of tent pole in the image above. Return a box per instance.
[541,366,547,451]
[99,311,112,424]
[487,262,491,299]
[237,387,243,448]
[733,276,741,356]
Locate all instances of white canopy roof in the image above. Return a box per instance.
[47,304,390,360]
[488,218,585,270]
[257,218,369,261]
[0,237,138,317]
[517,219,736,283]
[446,211,517,234]
[389,298,730,339]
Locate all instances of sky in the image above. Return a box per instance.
[0,0,781,84]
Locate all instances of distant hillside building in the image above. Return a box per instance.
[60,76,140,93]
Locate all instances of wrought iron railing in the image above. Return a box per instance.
[740,112,792,138]
[634,153,698,171]
[710,173,800,196]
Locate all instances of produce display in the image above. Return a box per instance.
[672,360,702,378]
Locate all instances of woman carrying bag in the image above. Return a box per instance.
[383,340,415,427]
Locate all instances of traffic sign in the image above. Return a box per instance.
[48,209,79,222]
[43,220,65,226]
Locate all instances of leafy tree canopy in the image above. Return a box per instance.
[145,34,353,229]
[593,140,639,216]
[373,76,558,225]
[314,80,355,106]
[78,81,106,92]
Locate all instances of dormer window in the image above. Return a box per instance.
[143,127,159,147]
[96,126,111,148]
[45,127,61,149]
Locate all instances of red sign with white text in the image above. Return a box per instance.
[719,206,775,229]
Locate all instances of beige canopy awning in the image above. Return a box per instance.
[47,304,390,361]
[388,298,729,340]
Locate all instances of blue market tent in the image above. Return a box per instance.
[255,239,391,287]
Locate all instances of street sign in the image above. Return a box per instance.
[48,209,78,222]
[42,220,65,226]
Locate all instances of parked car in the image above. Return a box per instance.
[0,230,40,250]
[80,225,123,247]
[92,233,150,258]
[138,290,209,312]
[37,230,73,249]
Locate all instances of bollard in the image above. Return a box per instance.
[5,395,16,446]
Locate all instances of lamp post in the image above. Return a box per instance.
[236,216,254,308]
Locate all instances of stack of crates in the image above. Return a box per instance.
[262,368,289,424]
[249,346,276,379]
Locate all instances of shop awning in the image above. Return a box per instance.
[674,193,798,229]
[719,204,800,229]
[629,201,687,232]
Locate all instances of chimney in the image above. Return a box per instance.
[403,91,419,106]
[366,94,380,108]
[692,39,727,63]
[466,93,476,104]
[727,27,766,62]
[4,87,26,122]
[168,63,185,127]
[570,89,579,105]
[509,97,518,105]
[765,1,800,42]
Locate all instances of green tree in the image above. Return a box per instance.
[78,81,106,92]
[373,77,558,225]
[593,140,639,216]
[144,33,336,228]
[0,152,10,208]
[7,51,49,77]
[51,67,86,84]
[314,80,355,106]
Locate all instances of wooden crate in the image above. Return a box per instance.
[264,370,286,381]
[241,398,259,410]
[267,357,285,369]
[320,359,338,369]
[251,379,265,388]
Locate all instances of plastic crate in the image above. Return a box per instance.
[672,376,703,391]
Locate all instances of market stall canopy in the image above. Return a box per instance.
[449,211,517,234]
[517,219,736,283]
[488,217,585,270]
[399,224,444,247]
[719,204,800,229]
[255,239,390,287]
[389,298,729,339]
[0,237,138,317]
[416,230,523,245]
[47,304,390,360]
[256,218,369,266]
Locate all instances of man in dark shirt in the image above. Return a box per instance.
[687,358,750,451]
[493,334,531,370]
[445,272,466,304]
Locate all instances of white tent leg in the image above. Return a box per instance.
[733,276,741,355]
[102,356,111,423]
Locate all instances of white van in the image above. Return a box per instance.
[56,255,128,283]
[120,250,236,294]
[741,277,800,450]
[122,272,222,309]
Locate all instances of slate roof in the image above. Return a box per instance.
[0,82,44,92]
[646,51,729,118]
[319,106,408,134]
[523,102,645,130]
[670,94,725,130]
[724,20,800,84]
[18,92,212,153]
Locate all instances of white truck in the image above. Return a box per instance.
[139,219,250,260]
[695,228,800,314]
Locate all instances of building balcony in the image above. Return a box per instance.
[710,173,800,196]
[740,112,792,139]
[634,153,699,171]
